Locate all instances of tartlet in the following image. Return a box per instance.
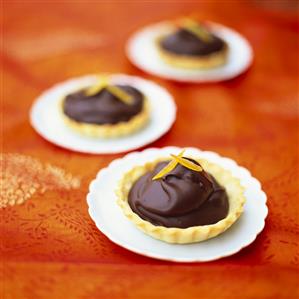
[61,76,150,138]
[156,18,228,69]
[117,151,245,244]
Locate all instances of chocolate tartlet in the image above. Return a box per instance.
[128,159,229,228]
[117,151,245,244]
[157,19,228,69]
[63,85,143,125]
[160,29,225,57]
[61,80,149,138]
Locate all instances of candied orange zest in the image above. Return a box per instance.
[85,76,133,105]
[152,150,185,180]
[179,18,212,43]
[106,85,134,105]
[170,154,203,172]
[85,76,109,96]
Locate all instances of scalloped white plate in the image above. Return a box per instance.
[30,74,176,154]
[126,22,253,82]
[87,147,268,262]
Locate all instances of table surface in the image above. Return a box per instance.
[1,2,298,299]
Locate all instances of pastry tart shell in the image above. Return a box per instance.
[116,157,245,244]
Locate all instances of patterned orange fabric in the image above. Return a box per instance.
[1,2,298,299]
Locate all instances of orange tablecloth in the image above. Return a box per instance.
[1,2,298,299]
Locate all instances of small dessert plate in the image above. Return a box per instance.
[30,75,176,154]
[87,146,268,262]
[126,22,253,83]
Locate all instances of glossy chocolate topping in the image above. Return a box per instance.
[128,158,229,228]
[159,28,226,56]
[63,85,144,125]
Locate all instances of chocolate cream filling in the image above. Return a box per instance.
[159,28,226,56]
[128,158,229,228]
[63,85,144,125]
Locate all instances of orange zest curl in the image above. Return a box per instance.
[152,149,185,180]
[170,154,203,172]
[85,76,134,105]
[179,18,212,43]
[152,149,202,181]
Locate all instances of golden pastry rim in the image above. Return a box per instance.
[155,34,228,69]
[60,95,150,138]
[116,157,246,244]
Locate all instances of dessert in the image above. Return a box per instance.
[117,150,245,244]
[61,76,150,138]
[156,18,228,69]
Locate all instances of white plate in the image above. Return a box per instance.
[30,74,176,154]
[87,146,268,262]
[126,22,253,83]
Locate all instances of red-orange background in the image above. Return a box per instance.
[1,1,299,299]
